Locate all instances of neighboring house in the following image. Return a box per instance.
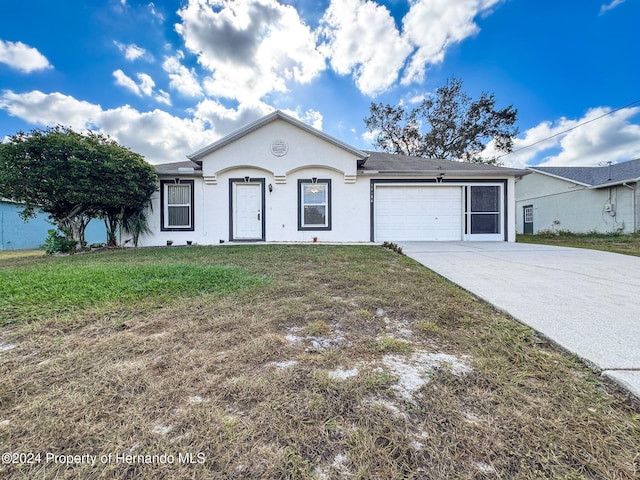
[515,160,640,234]
[142,111,528,246]
[0,199,106,250]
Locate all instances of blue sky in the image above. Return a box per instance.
[0,0,638,168]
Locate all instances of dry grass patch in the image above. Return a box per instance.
[1,245,639,479]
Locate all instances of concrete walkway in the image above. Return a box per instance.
[400,241,640,400]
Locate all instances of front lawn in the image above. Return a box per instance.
[518,231,640,256]
[1,245,638,479]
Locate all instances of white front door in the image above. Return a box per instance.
[233,183,263,240]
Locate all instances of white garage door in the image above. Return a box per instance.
[375,186,463,241]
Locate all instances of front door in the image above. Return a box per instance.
[232,180,264,241]
[523,205,533,234]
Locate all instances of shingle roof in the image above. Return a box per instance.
[154,151,529,177]
[360,151,529,177]
[530,158,640,187]
[154,160,202,176]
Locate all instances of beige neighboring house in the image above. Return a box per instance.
[515,159,640,234]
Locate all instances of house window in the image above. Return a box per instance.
[298,179,331,230]
[524,206,533,223]
[468,185,501,234]
[161,179,194,231]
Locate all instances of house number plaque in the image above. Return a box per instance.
[271,140,288,157]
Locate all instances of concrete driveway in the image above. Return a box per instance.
[400,241,640,400]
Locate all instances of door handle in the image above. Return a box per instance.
[257,212,261,220]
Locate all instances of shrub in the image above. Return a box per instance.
[41,229,78,255]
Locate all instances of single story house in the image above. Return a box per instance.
[515,160,640,234]
[141,111,528,246]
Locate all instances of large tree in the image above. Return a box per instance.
[0,126,157,249]
[364,77,518,164]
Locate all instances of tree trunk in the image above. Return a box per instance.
[58,212,91,250]
[104,211,121,247]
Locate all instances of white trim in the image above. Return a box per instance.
[588,177,640,189]
[464,184,504,241]
[232,182,263,240]
[164,183,192,229]
[300,181,329,228]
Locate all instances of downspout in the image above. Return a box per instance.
[622,182,637,232]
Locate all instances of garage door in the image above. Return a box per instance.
[374,186,463,241]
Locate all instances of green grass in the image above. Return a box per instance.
[518,231,640,256]
[0,247,266,324]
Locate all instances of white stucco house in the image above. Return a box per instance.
[515,160,640,234]
[141,111,528,246]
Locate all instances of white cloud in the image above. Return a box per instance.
[600,0,625,15]
[137,73,155,96]
[113,69,142,95]
[487,107,640,168]
[113,70,170,105]
[114,41,148,61]
[192,98,273,131]
[0,89,310,164]
[175,0,325,102]
[317,0,503,95]
[0,89,211,163]
[402,0,501,84]
[154,89,171,106]
[0,89,330,164]
[282,107,323,130]
[539,107,640,167]
[148,2,165,22]
[318,0,412,96]
[0,40,52,73]
[361,128,378,144]
[162,54,203,97]
[0,90,101,130]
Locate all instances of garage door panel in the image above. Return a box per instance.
[374,186,462,242]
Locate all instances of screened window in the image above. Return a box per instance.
[467,185,501,235]
[161,180,194,231]
[298,179,331,230]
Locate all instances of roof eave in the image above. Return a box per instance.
[588,177,640,189]
[157,171,203,177]
[359,169,527,177]
[527,168,592,187]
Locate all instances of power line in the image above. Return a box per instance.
[497,98,640,159]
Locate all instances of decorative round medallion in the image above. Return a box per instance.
[271,139,289,157]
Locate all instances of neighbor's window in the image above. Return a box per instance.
[524,206,533,223]
[161,180,194,231]
[298,179,331,230]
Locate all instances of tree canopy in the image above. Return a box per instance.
[0,126,157,248]
[364,77,518,164]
